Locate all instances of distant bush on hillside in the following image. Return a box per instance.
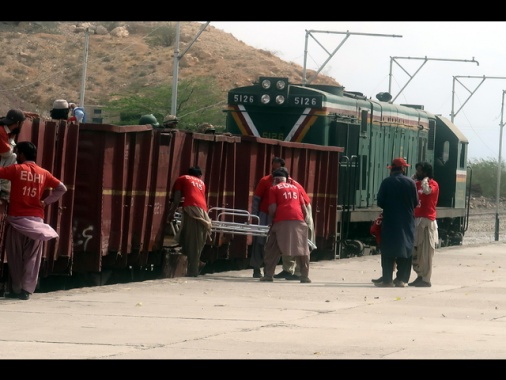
[468,158,506,198]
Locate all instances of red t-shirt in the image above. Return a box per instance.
[172,174,208,211]
[414,178,439,220]
[268,182,305,223]
[254,174,274,214]
[0,127,12,155]
[289,178,310,205]
[0,161,62,218]
[370,213,383,245]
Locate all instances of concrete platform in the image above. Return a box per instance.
[1,241,506,359]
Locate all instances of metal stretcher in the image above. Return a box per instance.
[207,207,269,237]
[171,207,267,237]
[172,207,316,250]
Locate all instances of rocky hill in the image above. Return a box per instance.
[0,21,341,118]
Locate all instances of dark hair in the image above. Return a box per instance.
[188,166,202,177]
[15,141,37,161]
[272,168,288,179]
[272,157,285,167]
[277,166,290,178]
[415,161,433,179]
[422,162,433,179]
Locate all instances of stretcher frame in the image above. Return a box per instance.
[172,207,316,250]
[171,207,267,237]
[208,207,270,236]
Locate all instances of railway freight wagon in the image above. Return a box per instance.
[0,120,342,288]
[225,76,470,257]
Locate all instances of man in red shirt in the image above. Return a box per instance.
[1,141,67,300]
[261,168,311,283]
[0,109,38,201]
[273,166,315,280]
[167,166,212,277]
[409,162,439,287]
[250,157,285,278]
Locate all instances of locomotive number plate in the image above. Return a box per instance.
[230,94,256,104]
[289,95,322,107]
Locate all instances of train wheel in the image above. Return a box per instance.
[344,240,364,257]
[449,232,464,245]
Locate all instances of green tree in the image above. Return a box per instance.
[103,76,227,131]
[145,23,177,48]
[468,158,506,198]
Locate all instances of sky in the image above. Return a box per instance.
[209,21,506,162]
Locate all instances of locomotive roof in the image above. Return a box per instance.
[437,115,469,143]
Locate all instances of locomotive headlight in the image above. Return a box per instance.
[261,94,271,104]
[275,95,285,104]
[261,79,271,89]
[276,80,286,90]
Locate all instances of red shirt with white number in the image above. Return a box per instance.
[172,174,208,211]
[268,182,305,223]
[288,177,310,205]
[0,161,62,218]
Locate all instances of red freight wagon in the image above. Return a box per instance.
[0,122,342,289]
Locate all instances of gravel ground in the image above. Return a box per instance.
[463,209,506,245]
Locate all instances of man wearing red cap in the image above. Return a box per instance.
[374,157,418,287]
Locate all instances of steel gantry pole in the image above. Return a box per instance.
[450,75,506,123]
[171,22,210,117]
[388,56,479,104]
[79,27,90,108]
[495,90,506,241]
[170,22,181,116]
[302,30,402,86]
[450,76,506,241]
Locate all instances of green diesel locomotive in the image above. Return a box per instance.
[225,76,469,257]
